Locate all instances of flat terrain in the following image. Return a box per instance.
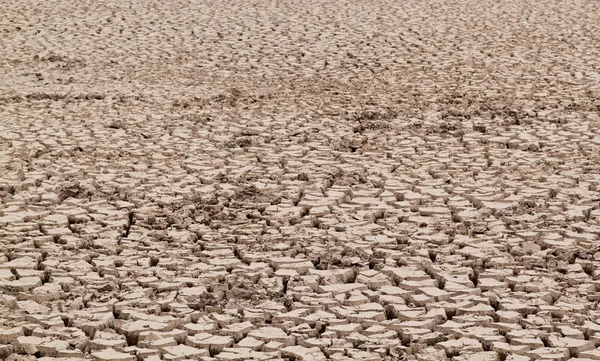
[1,0,600,360]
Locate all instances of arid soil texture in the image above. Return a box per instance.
[2,0,600,360]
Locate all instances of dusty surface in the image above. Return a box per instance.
[1,0,600,360]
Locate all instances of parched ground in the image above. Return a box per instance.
[1,0,600,360]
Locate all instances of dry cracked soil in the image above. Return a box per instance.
[1,0,600,360]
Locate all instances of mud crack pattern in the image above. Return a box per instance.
[1,0,600,361]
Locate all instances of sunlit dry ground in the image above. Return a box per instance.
[1,0,600,360]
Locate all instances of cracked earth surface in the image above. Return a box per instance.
[1,0,600,360]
